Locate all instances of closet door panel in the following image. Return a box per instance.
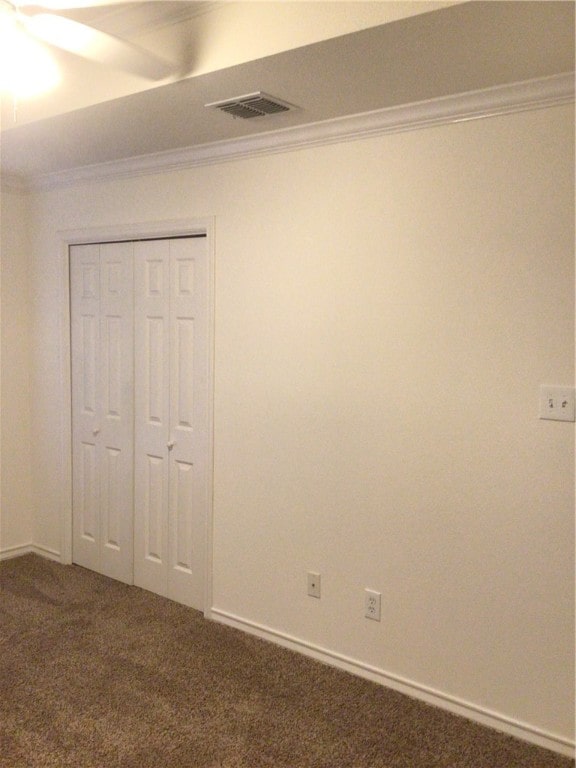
[173,460,193,570]
[71,243,134,584]
[145,317,166,424]
[77,441,99,542]
[71,245,101,573]
[73,236,209,606]
[134,236,208,609]
[101,446,121,550]
[134,240,170,596]
[168,237,208,609]
[174,317,194,431]
[144,455,165,560]
[98,243,134,583]
[80,315,98,419]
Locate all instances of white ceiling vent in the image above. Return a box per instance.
[205,92,297,120]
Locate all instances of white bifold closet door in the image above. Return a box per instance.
[70,242,134,585]
[70,236,208,610]
[133,237,208,609]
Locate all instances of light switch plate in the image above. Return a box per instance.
[307,571,321,598]
[539,386,575,422]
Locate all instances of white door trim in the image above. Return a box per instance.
[58,217,215,614]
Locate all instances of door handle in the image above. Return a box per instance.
[93,427,100,436]
[167,441,175,451]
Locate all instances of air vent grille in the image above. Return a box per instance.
[206,92,296,120]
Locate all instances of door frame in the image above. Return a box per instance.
[58,217,215,614]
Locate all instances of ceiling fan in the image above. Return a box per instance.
[0,0,183,84]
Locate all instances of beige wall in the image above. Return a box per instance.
[0,187,33,552]
[21,103,576,744]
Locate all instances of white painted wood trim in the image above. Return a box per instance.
[19,73,576,192]
[57,217,216,613]
[0,544,35,561]
[209,607,575,760]
[32,544,62,562]
[59,248,73,566]
[203,219,216,619]
[2,532,570,755]
[0,543,62,562]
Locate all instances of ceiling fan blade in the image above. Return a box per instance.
[21,11,177,79]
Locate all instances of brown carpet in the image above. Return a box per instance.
[0,555,572,768]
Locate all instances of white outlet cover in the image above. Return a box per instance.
[539,385,575,422]
[364,589,381,621]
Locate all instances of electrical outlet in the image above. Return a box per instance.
[365,589,381,621]
[539,385,575,422]
[307,572,321,599]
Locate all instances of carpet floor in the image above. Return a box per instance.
[0,554,572,768]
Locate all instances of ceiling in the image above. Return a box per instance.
[0,1,574,183]
[63,1,214,37]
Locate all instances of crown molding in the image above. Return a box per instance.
[17,72,576,192]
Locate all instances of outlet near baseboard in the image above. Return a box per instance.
[365,589,381,621]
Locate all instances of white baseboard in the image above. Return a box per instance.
[1,550,571,758]
[31,544,63,563]
[210,607,575,760]
[0,543,62,563]
[0,544,35,561]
